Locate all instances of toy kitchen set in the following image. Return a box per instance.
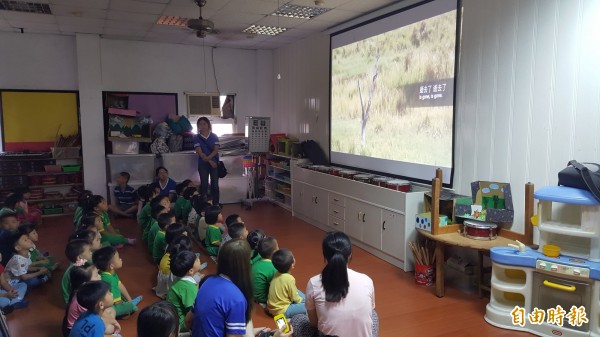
[486,186,600,337]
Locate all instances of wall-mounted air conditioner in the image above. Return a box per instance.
[186,93,221,116]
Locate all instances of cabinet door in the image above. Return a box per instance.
[312,186,329,225]
[360,203,383,250]
[345,199,365,241]
[381,210,405,260]
[292,181,306,217]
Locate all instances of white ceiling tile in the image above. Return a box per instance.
[107,10,159,23]
[295,18,332,31]
[55,16,104,28]
[50,4,107,19]
[0,19,11,29]
[338,0,393,13]
[59,24,103,34]
[255,15,306,29]
[290,0,354,7]
[110,0,167,15]
[161,5,198,19]
[104,20,153,31]
[144,33,187,44]
[19,22,61,34]
[101,35,145,42]
[311,8,359,22]
[102,28,147,39]
[210,11,264,27]
[279,28,316,38]
[150,23,188,33]
[136,0,170,3]
[48,0,110,10]
[221,0,278,16]
[2,11,57,24]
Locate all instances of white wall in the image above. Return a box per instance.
[272,33,330,151]
[0,32,78,90]
[275,0,600,234]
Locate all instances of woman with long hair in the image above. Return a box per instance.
[300,231,378,337]
[193,117,220,206]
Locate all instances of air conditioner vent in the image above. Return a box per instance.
[0,1,51,14]
[187,94,221,116]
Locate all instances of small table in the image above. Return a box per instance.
[417,229,517,298]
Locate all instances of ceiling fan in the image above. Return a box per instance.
[187,0,216,38]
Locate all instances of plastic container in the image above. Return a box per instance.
[107,154,157,182]
[51,147,80,159]
[542,244,561,257]
[415,264,434,286]
[62,165,81,172]
[44,165,62,173]
[111,141,139,155]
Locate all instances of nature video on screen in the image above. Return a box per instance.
[331,9,456,168]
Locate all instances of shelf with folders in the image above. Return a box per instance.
[265,153,293,210]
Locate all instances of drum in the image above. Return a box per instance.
[385,179,411,192]
[463,220,498,240]
[339,170,358,179]
[353,174,375,184]
[372,176,392,187]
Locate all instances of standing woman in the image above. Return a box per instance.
[155,166,177,198]
[193,117,220,206]
[302,231,378,337]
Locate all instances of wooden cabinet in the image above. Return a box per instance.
[346,198,381,245]
[293,181,327,225]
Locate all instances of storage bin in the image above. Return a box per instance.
[111,141,139,155]
[62,165,81,172]
[51,147,81,159]
[107,154,157,182]
[44,165,62,173]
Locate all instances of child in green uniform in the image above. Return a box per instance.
[247,229,266,265]
[251,237,279,305]
[172,183,187,221]
[136,185,155,236]
[149,211,173,252]
[86,195,135,247]
[167,250,202,331]
[61,239,94,304]
[72,190,93,228]
[144,195,171,244]
[152,212,176,263]
[93,246,142,317]
[203,206,223,257]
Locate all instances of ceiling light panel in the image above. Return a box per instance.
[156,15,188,27]
[0,1,51,14]
[242,24,286,36]
[271,3,330,20]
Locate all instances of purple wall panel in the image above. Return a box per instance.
[127,94,177,127]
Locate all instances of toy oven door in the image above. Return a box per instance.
[532,272,592,332]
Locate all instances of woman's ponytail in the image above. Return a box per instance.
[321,231,352,303]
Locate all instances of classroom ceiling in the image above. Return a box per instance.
[0,0,398,49]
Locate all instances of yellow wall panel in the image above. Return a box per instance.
[2,91,78,142]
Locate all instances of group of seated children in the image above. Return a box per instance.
[61,187,142,337]
[0,209,57,315]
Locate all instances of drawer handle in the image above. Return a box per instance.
[314,196,318,204]
[333,198,339,201]
[333,222,339,226]
[362,213,366,222]
[382,220,386,230]
[357,212,362,220]
[333,210,339,214]
[543,280,576,292]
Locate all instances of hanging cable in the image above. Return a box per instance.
[202,38,207,92]
[212,47,220,93]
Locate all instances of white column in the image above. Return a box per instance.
[76,34,107,198]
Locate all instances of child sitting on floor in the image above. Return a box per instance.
[267,248,306,318]
[155,224,187,299]
[203,205,223,257]
[0,211,21,265]
[137,301,180,337]
[93,246,142,317]
[69,281,116,337]
[5,231,51,289]
[108,172,138,218]
[227,222,249,241]
[144,195,171,244]
[73,190,93,228]
[247,229,266,265]
[61,238,95,304]
[149,211,174,255]
[15,187,42,225]
[167,250,202,332]
[0,252,28,315]
[20,223,58,271]
[191,195,212,241]
[221,213,243,244]
[136,185,156,234]
[86,195,135,247]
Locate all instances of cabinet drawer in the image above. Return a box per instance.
[329,203,345,220]
[328,215,345,231]
[329,193,345,207]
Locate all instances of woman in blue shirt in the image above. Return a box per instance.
[193,117,220,205]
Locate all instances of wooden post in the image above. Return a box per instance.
[435,241,445,297]
[431,177,441,235]
[524,182,534,245]
[436,168,443,182]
